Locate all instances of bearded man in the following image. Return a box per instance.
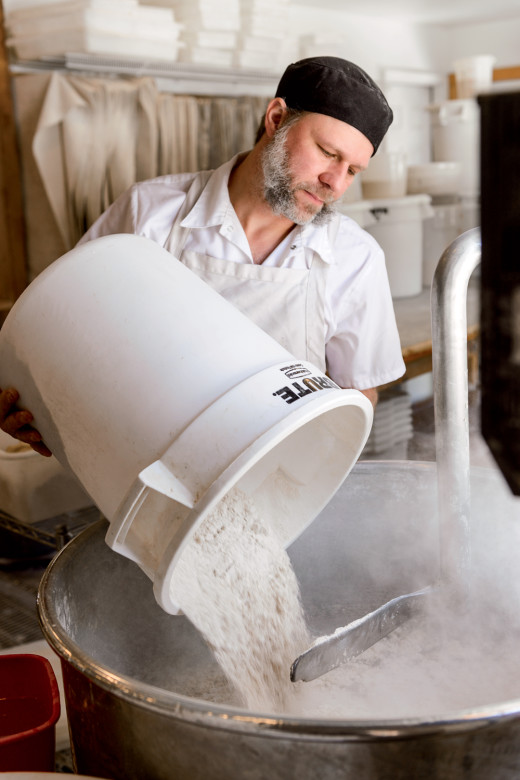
[0,56,405,454]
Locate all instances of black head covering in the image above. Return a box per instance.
[275,56,393,155]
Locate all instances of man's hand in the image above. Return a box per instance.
[0,387,52,457]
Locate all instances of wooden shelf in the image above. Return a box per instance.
[380,283,480,389]
[448,64,520,99]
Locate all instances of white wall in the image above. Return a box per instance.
[286,6,520,86]
[283,6,520,164]
[286,7,442,80]
[429,16,520,71]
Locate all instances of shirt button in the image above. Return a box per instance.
[290,244,297,250]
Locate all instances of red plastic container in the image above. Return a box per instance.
[0,653,61,771]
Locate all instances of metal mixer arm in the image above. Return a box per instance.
[290,228,482,682]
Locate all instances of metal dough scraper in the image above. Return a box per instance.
[290,586,432,682]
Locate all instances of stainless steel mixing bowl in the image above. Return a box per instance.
[38,460,520,780]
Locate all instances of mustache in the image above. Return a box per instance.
[293,183,337,205]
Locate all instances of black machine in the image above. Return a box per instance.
[479,89,520,495]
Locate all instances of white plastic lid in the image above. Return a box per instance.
[336,199,376,228]
[367,194,434,223]
[368,194,432,209]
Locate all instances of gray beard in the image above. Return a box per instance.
[261,123,336,226]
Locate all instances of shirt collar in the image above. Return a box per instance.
[181,154,241,230]
[181,152,336,265]
[296,219,335,265]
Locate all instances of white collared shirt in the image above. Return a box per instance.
[80,155,405,389]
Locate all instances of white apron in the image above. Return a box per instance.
[164,171,332,372]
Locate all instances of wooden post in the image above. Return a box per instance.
[0,0,28,322]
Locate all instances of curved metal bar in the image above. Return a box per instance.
[431,227,481,596]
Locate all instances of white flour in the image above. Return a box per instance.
[293,606,520,719]
[169,485,520,720]
[170,487,310,713]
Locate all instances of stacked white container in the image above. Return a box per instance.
[235,0,296,72]
[355,151,433,298]
[418,57,493,286]
[151,0,241,68]
[428,99,480,197]
[5,0,182,61]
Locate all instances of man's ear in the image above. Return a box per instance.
[264,97,287,138]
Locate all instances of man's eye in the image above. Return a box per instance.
[319,146,335,158]
[348,167,357,176]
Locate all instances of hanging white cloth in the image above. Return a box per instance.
[33,73,159,248]
[33,73,266,251]
[32,71,86,248]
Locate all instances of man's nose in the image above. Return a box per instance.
[318,165,349,198]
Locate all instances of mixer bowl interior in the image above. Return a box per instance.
[37,460,520,780]
[40,462,443,700]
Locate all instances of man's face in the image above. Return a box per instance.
[262,111,373,225]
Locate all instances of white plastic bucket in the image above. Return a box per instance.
[422,201,462,287]
[0,429,91,524]
[0,234,373,614]
[453,55,496,99]
[429,99,480,196]
[406,162,461,197]
[365,195,434,298]
[335,199,376,228]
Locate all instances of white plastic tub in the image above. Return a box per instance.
[407,162,461,197]
[0,430,91,524]
[422,201,462,287]
[429,99,480,197]
[453,55,496,99]
[365,195,434,298]
[0,234,372,614]
[335,199,376,228]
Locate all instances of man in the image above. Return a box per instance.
[0,56,405,456]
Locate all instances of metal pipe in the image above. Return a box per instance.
[431,227,481,596]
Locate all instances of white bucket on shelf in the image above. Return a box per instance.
[365,195,434,298]
[453,55,496,99]
[335,198,376,228]
[428,99,480,197]
[406,162,461,197]
[0,429,91,524]
[422,199,462,287]
[0,234,373,614]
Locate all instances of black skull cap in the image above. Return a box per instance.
[275,56,393,155]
